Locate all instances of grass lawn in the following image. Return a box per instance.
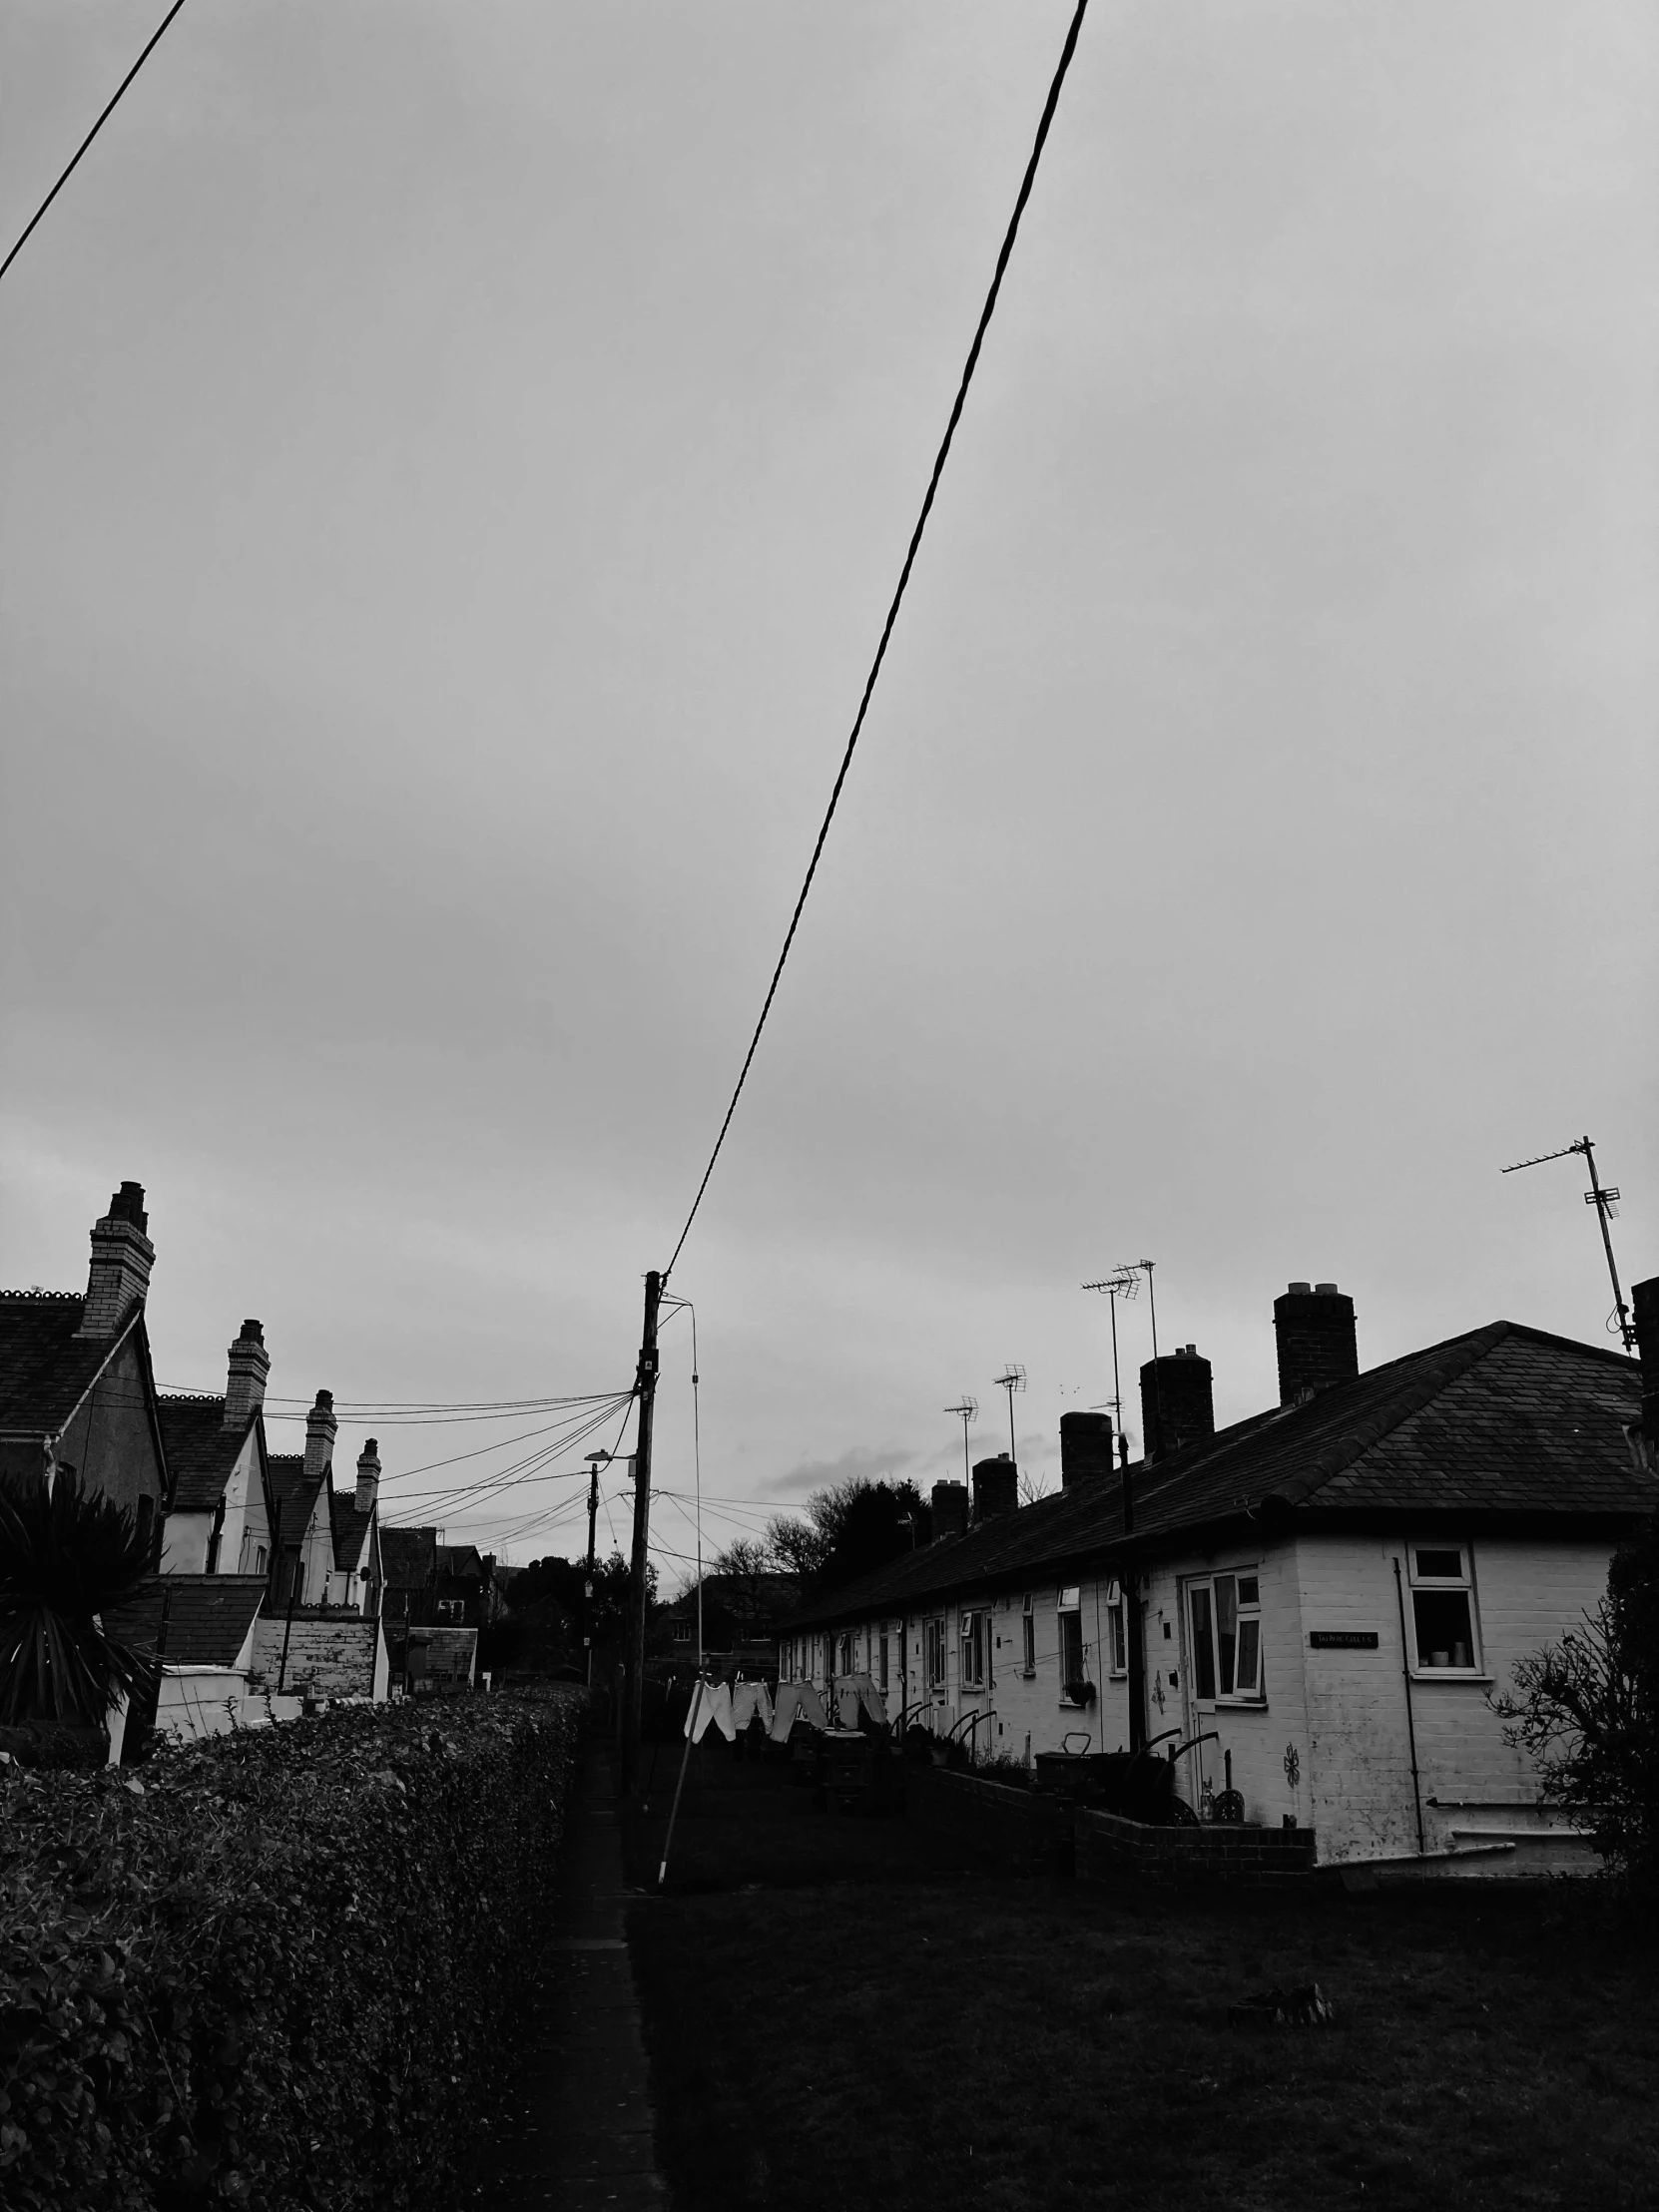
[625,1749,1659,2212]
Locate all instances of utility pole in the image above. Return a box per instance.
[621,1270,662,1793]
[583,1449,608,1689]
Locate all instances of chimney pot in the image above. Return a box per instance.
[1274,1283,1359,1404]
[75,1182,156,1339]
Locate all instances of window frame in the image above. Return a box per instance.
[1107,1591,1128,1678]
[960,1608,986,1692]
[1405,1541,1484,1677]
[1020,1594,1036,1676]
[1184,1568,1265,1705]
[1057,1596,1085,1701]
[925,1614,947,1694]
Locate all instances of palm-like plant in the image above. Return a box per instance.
[0,1474,161,1726]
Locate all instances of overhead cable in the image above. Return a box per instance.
[0,1,189,289]
[661,0,1092,1282]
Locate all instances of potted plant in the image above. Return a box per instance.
[1062,1679,1097,1708]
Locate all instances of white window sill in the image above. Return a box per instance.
[1411,1668,1490,1684]
[1020,1668,1037,1680]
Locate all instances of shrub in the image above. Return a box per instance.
[0,1686,583,2210]
[1496,1515,1659,1895]
[0,1475,160,1727]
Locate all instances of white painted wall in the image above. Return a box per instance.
[798,1524,1618,1873]
[1292,1531,1609,1870]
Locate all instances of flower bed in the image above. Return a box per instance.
[0,1686,584,2211]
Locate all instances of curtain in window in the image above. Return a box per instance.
[1190,1585,1217,1699]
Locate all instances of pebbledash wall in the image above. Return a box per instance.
[251,1612,389,1703]
[790,1528,1611,1874]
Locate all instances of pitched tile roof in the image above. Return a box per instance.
[379,1526,437,1589]
[106,1575,268,1668]
[266,1453,326,1547]
[788,1322,1649,1631]
[157,1394,255,1514]
[330,1491,374,1574]
[0,1292,136,1435]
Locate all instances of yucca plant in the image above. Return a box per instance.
[0,1473,161,1726]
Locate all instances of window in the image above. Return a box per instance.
[1108,1600,1128,1677]
[1187,1572,1263,1701]
[1408,1544,1481,1672]
[1058,1603,1084,1694]
[925,1615,947,1691]
[1021,1595,1035,1674]
[255,1544,268,1578]
[878,1632,889,1694]
[436,1598,465,1624]
[960,1610,986,1691]
[673,1619,692,1644]
[837,1632,853,1676]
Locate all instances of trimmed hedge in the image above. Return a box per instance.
[0,1687,584,2211]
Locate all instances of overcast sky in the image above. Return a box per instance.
[3,2,1654,1576]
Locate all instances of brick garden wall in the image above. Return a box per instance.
[905,1765,1071,1876]
[1075,1807,1316,1888]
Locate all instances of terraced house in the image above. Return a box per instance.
[784,1282,1657,1878]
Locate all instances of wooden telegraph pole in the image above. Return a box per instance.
[620,1270,662,1792]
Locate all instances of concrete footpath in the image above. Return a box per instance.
[478,1749,667,2210]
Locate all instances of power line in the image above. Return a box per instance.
[661,0,1092,1282]
[0,0,190,289]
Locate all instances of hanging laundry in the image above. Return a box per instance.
[731,1680,774,1733]
[684,1680,736,1743]
[769,1681,828,1741]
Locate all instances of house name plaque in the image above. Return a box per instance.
[1309,1630,1380,1650]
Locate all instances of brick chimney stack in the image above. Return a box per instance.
[355,1438,381,1514]
[1140,1347,1215,1463]
[1274,1282,1359,1403]
[1632,1277,1659,1471]
[1059,1410,1114,1488]
[972,1455,1019,1521]
[930,1480,969,1540]
[304,1390,337,1485]
[224,1320,271,1430]
[75,1182,155,1339]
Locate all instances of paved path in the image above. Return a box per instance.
[480,1750,666,2210]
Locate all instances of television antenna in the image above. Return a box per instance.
[1082,1267,1139,1439]
[943,1394,977,1490]
[992,1365,1025,1465]
[1502,1135,1637,1352]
